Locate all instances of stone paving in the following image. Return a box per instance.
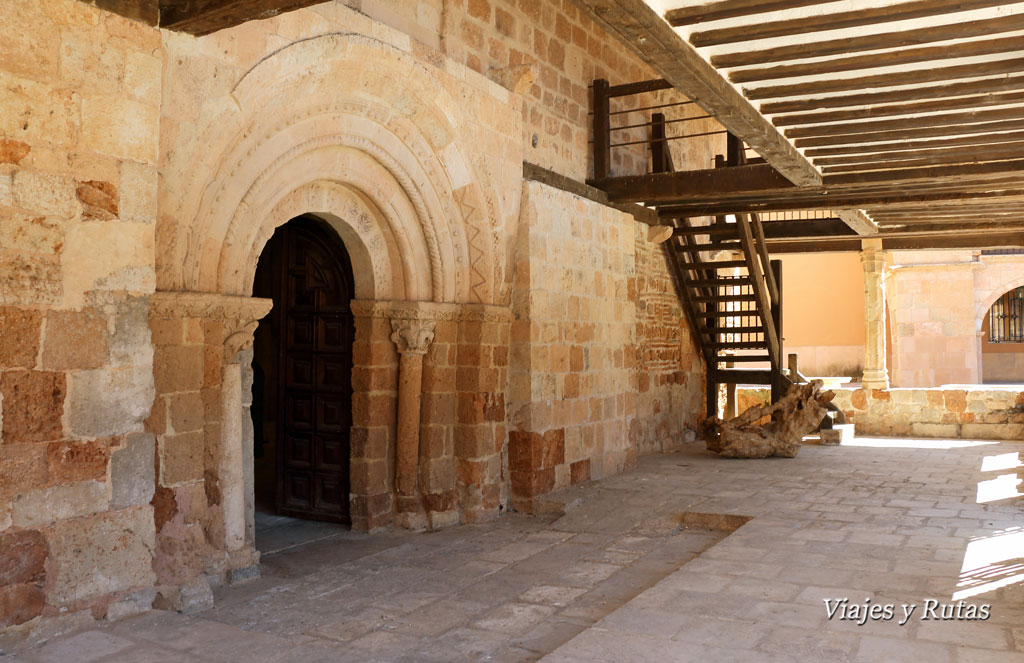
[9,436,1024,662]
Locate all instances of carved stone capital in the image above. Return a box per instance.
[149,292,273,361]
[390,318,436,356]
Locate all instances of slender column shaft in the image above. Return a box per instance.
[390,318,436,498]
[861,241,890,389]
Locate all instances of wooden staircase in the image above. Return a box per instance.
[652,118,786,417]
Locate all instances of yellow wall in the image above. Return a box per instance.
[779,253,865,347]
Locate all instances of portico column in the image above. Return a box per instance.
[861,239,890,389]
[390,318,436,503]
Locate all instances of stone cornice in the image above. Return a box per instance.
[149,292,274,362]
[150,292,273,322]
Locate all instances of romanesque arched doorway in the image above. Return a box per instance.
[252,215,356,524]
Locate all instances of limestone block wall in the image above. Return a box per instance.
[0,0,160,632]
[887,252,979,387]
[508,181,701,511]
[834,387,1024,441]
[633,227,704,453]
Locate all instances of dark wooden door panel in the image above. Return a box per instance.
[269,217,355,524]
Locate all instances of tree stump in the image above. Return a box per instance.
[703,380,835,459]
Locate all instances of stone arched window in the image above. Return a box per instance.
[987,286,1024,343]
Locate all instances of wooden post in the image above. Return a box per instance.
[593,79,611,180]
[770,259,784,404]
[651,113,668,173]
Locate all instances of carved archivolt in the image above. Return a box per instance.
[158,31,519,308]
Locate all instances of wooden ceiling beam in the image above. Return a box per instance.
[821,149,1024,173]
[824,158,1024,187]
[760,74,1024,115]
[794,118,1024,148]
[670,218,856,238]
[570,0,821,187]
[787,106,1024,139]
[689,0,1018,47]
[593,163,797,203]
[772,90,1024,128]
[731,34,1024,84]
[814,140,1024,167]
[766,231,1024,253]
[652,184,1024,215]
[746,56,1024,101]
[711,12,1024,68]
[804,130,1024,157]
[664,0,834,27]
[159,0,328,34]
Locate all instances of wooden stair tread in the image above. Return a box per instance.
[692,293,757,303]
[681,260,748,270]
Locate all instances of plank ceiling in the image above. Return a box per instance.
[580,0,1024,244]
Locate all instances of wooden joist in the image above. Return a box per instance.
[746,56,1024,101]
[689,0,1019,47]
[794,118,1024,149]
[813,140,1024,168]
[731,34,1024,84]
[593,163,796,203]
[785,107,1024,140]
[710,12,1024,68]
[772,90,1024,128]
[804,130,1024,158]
[664,0,834,26]
[761,74,1024,116]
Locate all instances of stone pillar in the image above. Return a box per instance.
[861,240,890,389]
[148,292,271,585]
[390,318,435,528]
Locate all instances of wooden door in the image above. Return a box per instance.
[267,216,355,524]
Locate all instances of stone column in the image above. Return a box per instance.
[861,240,890,389]
[390,318,435,525]
[148,292,272,584]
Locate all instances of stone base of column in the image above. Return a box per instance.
[350,492,393,532]
[862,368,890,390]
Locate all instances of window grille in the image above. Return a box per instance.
[989,287,1024,343]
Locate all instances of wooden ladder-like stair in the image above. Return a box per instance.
[652,121,785,418]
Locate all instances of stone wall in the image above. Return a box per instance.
[0,0,160,633]
[834,387,1024,440]
[633,225,704,453]
[0,0,713,639]
[508,182,703,512]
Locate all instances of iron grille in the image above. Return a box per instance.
[989,286,1024,343]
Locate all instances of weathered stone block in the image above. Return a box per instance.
[76,180,118,219]
[12,481,107,528]
[47,439,110,483]
[41,308,109,370]
[0,529,47,585]
[110,432,156,509]
[47,507,156,604]
[0,583,44,627]
[160,431,204,485]
[81,95,159,162]
[106,587,156,621]
[167,391,204,433]
[107,294,153,368]
[153,345,204,394]
[0,370,65,443]
[13,170,79,217]
[0,307,42,368]
[178,577,213,615]
[66,366,153,437]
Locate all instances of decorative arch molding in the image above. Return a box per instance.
[976,276,1024,332]
[159,31,505,305]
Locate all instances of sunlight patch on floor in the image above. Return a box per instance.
[953,526,1024,601]
[842,437,998,450]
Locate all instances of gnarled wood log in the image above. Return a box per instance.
[703,380,835,458]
